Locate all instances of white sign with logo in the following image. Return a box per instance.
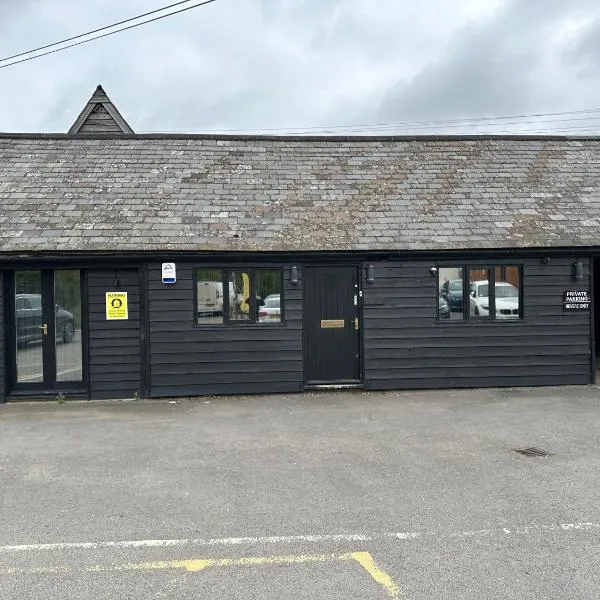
[162,262,176,284]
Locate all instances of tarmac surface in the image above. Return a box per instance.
[1,385,599,598]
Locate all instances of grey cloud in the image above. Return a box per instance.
[377,0,600,127]
[3,0,600,134]
[563,18,600,74]
[2,0,495,132]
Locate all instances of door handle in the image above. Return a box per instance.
[354,318,359,331]
[38,324,48,335]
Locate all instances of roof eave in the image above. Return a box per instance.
[2,132,600,142]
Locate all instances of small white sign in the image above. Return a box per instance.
[162,262,176,284]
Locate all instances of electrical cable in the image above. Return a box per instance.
[195,108,600,134]
[159,118,600,136]
[0,0,206,63]
[0,0,218,69]
[329,115,600,133]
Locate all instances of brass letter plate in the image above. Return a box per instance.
[321,319,345,328]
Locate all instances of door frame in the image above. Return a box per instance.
[4,268,88,397]
[302,263,364,387]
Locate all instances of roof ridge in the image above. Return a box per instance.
[3,133,600,142]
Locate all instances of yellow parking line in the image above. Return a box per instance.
[348,552,404,599]
[88,559,212,573]
[3,551,404,598]
[89,553,339,573]
[89,552,404,597]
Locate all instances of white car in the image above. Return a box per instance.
[258,294,281,322]
[470,281,519,319]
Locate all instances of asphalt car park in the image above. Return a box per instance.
[1,385,600,599]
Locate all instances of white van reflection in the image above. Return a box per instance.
[196,281,238,316]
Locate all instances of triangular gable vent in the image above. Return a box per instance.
[68,84,134,135]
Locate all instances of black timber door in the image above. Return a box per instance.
[303,266,361,384]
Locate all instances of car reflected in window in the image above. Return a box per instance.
[470,281,520,319]
[15,294,75,346]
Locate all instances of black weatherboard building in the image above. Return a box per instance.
[0,85,599,401]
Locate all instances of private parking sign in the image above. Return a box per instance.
[563,290,590,311]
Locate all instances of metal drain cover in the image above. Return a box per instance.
[514,447,551,457]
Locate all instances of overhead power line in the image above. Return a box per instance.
[0,0,218,70]
[450,123,600,135]
[143,108,600,136]
[197,107,600,134]
[0,0,202,63]
[307,115,600,135]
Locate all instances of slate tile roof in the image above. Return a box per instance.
[1,134,600,252]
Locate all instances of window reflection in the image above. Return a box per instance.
[439,267,463,320]
[256,270,282,323]
[229,272,251,321]
[15,270,43,383]
[194,268,284,325]
[196,270,224,325]
[55,270,82,382]
[494,266,520,320]
[438,265,522,321]
[469,268,491,319]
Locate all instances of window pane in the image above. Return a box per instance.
[495,265,521,320]
[55,270,82,382]
[256,270,282,324]
[15,270,43,383]
[439,267,463,320]
[196,270,224,325]
[469,268,490,319]
[229,271,251,321]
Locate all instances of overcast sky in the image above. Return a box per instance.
[1,0,600,134]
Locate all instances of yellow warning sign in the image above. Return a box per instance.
[105,292,128,320]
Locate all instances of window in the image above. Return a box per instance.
[438,267,464,320]
[228,271,251,322]
[194,268,282,325]
[468,267,490,320]
[438,265,522,321]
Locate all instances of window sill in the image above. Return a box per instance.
[193,322,285,330]
[435,318,525,325]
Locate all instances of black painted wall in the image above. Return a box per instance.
[87,269,141,399]
[147,262,303,397]
[78,256,594,400]
[363,257,592,389]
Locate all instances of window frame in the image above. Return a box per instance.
[193,266,284,327]
[436,263,523,323]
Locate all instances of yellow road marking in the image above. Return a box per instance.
[89,553,341,573]
[349,552,404,599]
[2,551,405,598]
[89,559,212,573]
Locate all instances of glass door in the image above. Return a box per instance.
[14,270,45,384]
[13,269,83,391]
[54,270,83,383]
